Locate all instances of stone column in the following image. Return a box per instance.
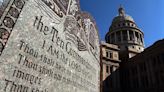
[138,33,141,44]
[133,31,136,42]
[110,34,112,43]
[137,32,139,43]
[142,34,144,45]
[107,35,110,43]
[113,66,117,89]
[127,30,130,41]
[141,34,143,42]
[121,31,123,42]
[114,32,117,43]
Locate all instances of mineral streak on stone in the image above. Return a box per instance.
[0,0,100,92]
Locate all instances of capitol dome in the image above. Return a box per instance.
[105,6,144,52]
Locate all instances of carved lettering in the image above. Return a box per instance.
[4,79,29,92]
[13,69,42,85]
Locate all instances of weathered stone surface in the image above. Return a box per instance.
[0,0,100,92]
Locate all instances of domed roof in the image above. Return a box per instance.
[112,6,134,23]
[112,15,134,23]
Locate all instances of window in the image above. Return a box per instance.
[135,32,139,42]
[110,66,113,73]
[111,33,114,43]
[106,66,109,73]
[106,51,113,59]
[109,52,112,58]
[128,23,130,26]
[123,23,125,26]
[132,46,135,48]
[129,30,134,41]
[106,51,108,57]
[107,36,110,43]
[131,24,134,27]
[114,53,117,58]
[123,30,127,41]
[140,34,143,43]
[116,31,121,42]
[139,47,140,50]
[114,25,117,28]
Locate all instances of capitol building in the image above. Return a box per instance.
[101,6,164,92]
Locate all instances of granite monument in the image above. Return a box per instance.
[0,0,100,92]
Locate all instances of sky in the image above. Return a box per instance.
[80,0,164,47]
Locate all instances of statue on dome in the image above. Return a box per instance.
[118,5,125,16]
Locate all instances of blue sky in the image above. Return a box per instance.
[80,0,164,47]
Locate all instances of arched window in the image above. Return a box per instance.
[116,31,121,42]
[122,30,127,41]
[123,23,125,26]
[111,33,114,43]
[129,30,134,41]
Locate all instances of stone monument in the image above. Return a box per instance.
[0,0,100,92]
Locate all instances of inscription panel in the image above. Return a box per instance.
[0,0,100,92]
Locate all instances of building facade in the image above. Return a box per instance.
[121,39,164,92]
[101,41,121,92]
[101,6,164,92]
